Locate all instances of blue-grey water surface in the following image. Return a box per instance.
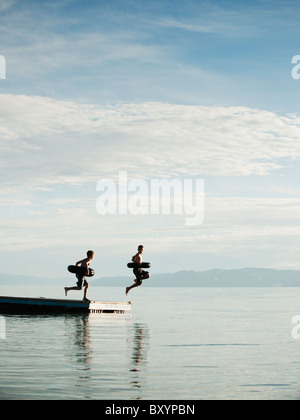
[1,285,300,400]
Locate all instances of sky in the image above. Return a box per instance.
[1,0,300,278]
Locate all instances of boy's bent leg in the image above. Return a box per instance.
[64,286,82,296]
[125,280,142,295]
[83,281,89,301]
[126,284,137,295]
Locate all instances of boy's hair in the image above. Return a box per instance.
[138,245,144,251]
[87,250,94,258]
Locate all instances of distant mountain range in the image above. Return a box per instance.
[1,268,300,287]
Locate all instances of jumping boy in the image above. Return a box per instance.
[126,245,150,295]
[65,250,95,302]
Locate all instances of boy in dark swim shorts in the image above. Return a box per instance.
[65,250,94,302]
[133,266,149,286]
[126,245,150,295]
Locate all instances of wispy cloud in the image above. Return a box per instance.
[154,17,244,37]
[1,194,300,273]
[0,0,16,12]
[1,95,300,196]
[153,1,300,38]
[2,0,299,109]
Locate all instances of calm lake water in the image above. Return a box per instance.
[1,285,300,400]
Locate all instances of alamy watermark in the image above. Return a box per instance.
[291,315,300,339]
[0,316,6,340]
[96,171,204,226]
[0,55,6,80]
[292,55,300,80]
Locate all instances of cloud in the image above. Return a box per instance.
[1,194,300,273]
[0,0,16,12]
[1,93,300,270]
[154,17,241,36]
[153,2,300,38]
[1,95,300,195]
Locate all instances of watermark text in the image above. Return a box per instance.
[0,55,6,80]
[292,55,300,80]
[96,171,204,226]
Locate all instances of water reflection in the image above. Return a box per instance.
[64,313,132,367]
[51,314,149,399]
[129,323,150,395]
[64,315,93,372]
